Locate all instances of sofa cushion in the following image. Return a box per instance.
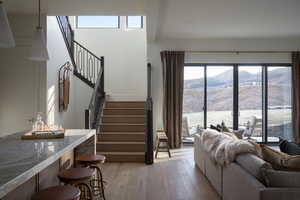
[260,144,300,171]
[236,153,272,182]
[262,168,300,188]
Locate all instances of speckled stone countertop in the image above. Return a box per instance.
[0,129,96,198]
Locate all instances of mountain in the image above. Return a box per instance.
[183,68,291,113]
[184,68,290,89]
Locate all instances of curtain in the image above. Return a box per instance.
[161,51,185,148]
[292,52,300,144]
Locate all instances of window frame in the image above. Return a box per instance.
[126,16,144,29]
[184,63,292,144]
[76,16,120,29]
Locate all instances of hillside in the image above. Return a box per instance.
[184,68,290,89]
[183,68,291,113]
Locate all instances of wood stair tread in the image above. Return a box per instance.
[100,132,145,134]
[100,123,145,125]
[97,141,145,144]
[106,101,145,103]
[102,115,145,117]
[104,108,145,110]
[97,152,144,155]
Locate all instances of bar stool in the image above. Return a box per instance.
[77,154,106,200]
[58,167,95,200]
[155,130,171,158]
[32,185,81,200]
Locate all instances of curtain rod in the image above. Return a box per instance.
[184,50,293,54]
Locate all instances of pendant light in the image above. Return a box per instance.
[28,0,49,61]
[0,1,15,48]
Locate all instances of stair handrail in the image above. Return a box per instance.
[145,63,154,164]
[57,16,103,88]
[56,16,106,130]
[85,57,105,129]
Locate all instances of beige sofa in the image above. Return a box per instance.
[194,134,300,200]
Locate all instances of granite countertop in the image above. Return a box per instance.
[0,129,96,198]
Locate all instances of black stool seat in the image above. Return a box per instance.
[32,185,80,200]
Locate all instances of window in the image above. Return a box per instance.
[267,67,292,141]
[77,16,120,28]
[183,66,205,143]
[182,64,292,144]
[239,66,263,141]
[207,66,234,128]
[127,16,143,28]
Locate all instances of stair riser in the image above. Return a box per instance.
[98,134,145,142]
[103,109,145,115]
[97,153,145,162]
[100,125,145,132]
[105,102,145,109]
[102,117,146,123]
[97,143,145,152]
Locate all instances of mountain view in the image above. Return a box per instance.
[183,68,292,113]
[183,67,293,140]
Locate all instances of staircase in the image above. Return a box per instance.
[97,101,146,162]
[57,16,154,164]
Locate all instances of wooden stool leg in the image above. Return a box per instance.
[167,143,171,158]
[155,140,160,158]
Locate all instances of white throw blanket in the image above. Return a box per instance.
[200,129,258,166]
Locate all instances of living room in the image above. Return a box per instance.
[1,0,300,200]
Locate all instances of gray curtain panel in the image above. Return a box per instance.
[292,52,300,144]
[161,51,185,148]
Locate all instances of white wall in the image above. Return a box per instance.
[46,16,93,129]
[0,15,46,137]
[148,38,300,135]
[72,16,147,101]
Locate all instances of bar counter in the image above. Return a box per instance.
[0,129,96,199]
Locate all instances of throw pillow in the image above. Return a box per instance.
[260,144,300,171]
[222,125,231,133]
[261,168,300,188]
[232,129,244,139]
[279,139,300,156]
[223,132,238,140]
[210,124,221,132]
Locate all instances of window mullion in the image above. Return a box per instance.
[233,64,239,130]
[262,65,268,144]
[204,65,207,129]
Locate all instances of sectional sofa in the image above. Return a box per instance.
[194,134,300,200]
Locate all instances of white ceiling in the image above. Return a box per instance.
[155,0,300,40]
[4,0,300,40]
[3,0,145,15]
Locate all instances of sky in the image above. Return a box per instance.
[77,16,142,28]
[184,66,287,80]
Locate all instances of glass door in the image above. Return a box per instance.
[206,66,234,129]
[238,66,263,141]
[182,66,205,143]
[267,66,292,142]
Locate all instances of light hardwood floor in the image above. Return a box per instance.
[101,146,220,200]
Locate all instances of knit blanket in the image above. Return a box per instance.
[200,129,258,166]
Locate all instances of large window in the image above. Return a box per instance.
[77,16,120,28]
[182,64,292,144]
[267,67,292,141]
[238,66,263,140]
[182,67,205,143]
[207,66,234,128]
[127,16,143,28]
